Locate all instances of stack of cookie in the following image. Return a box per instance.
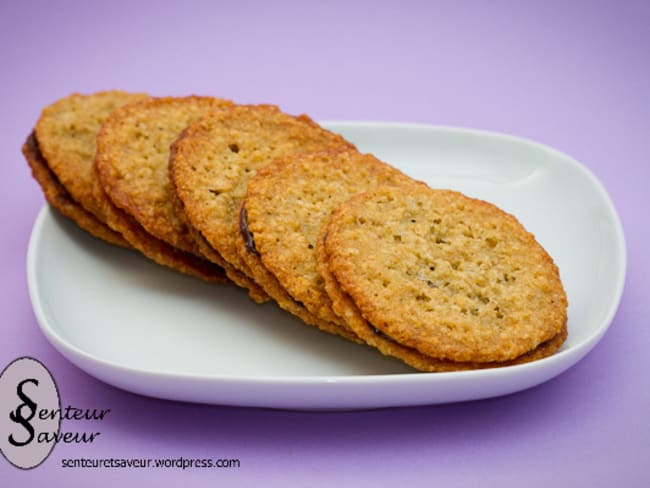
[24,90,567,371]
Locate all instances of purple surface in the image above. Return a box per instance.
[1,0,648,485]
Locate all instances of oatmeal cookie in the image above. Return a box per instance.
[322,184,568,363]
[169,104,355,300]
[238,149,417,332]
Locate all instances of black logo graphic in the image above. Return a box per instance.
[8,378,39,447]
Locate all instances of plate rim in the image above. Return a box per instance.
[25,122,627,406]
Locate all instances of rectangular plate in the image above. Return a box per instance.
[27,122,626,409]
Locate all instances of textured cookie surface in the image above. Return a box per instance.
[35,90,148,223]
[237,201,359,342]
[241,150,418,328]
[95,96,232,254]
[93,96,231,284]
[316,233,567,371]
[23,132,128,247]
[323,185,568,363]
[170,104,355,285]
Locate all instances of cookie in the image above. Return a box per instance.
[94,96,231,284]
[238,150,418,336]
[322,184,568,364]
[22,132,127,247]
[316,232,567,371]
[95,96,233,252]
[168,142,269,303]
[25,90,147,246]
[34,90,148,225]
[238,200,359,342]
[169,104,355,301]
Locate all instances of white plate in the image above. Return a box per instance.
[27,123,626,410]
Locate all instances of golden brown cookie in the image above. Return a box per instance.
[94,96,231,284]
[316,231,567,371]
[169,136,269,302]
[34,90,148,224]
[238,150,418,336]
[22,132,127,247]
[322,184,568,364]
[95,96,233,253]
[237,200,360,341]
[169,104,355,300]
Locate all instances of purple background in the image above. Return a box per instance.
[1,0,648,486]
